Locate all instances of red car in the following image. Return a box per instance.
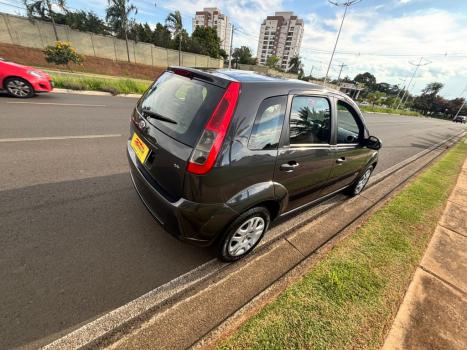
[0,58,53,98]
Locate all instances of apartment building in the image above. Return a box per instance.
[257,12,304,70]
[192,7,232,53]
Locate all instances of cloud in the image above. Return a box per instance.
[299,8,467,97]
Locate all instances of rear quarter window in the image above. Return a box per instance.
[138,71,224,146]
[248,96,287,150]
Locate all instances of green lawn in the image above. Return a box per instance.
[49,71,151,95]
[360,105,421,117]
[219,137,466,350]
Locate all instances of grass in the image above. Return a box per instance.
[49,71,151,95]
[218,137,467,350]
[360,105,421,117]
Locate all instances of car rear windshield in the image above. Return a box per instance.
[138,71,225,147]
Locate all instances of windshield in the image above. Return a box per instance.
[138,71,224,147]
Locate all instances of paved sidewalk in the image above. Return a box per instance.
[382,159,467,350]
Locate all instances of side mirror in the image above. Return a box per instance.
[366,136,382,150]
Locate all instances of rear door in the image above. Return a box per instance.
[273,93,336,211]
[323,98,371,194]
[131,70,226,200]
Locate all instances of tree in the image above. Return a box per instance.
[152,23,172,48]
[266,55,279,69]
[288,55,302,74]
[354,72,376,89]
[166,10,183,65]
[24,0,67,41]
[232,46,253,65]
[53,10,109,35]
[367,91,385,106]
[106,0,138,62]
[422,82,444,96]
[191,26,221,58]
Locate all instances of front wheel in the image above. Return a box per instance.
[217,207,270,262]
[5,77,34,98]
[346,165,374,196]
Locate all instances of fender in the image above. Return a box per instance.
[226,181,289,216]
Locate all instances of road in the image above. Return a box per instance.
[0,92,464,349]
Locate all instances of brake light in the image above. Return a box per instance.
[187,81,240,175]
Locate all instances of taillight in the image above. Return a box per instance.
[187,81,240,175]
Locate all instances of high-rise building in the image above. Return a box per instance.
[257,12,304,70]
[193,7,232,53]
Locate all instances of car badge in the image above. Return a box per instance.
[138,120,147,129]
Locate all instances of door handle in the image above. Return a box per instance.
[336,157,346,164]
[280,161,300,172]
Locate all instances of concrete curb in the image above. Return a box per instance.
[41,132,465,350]
[52,89,142,98]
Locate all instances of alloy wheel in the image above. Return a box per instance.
[227,216,265,257]
[355,168,371,194]
[7,79,32,97]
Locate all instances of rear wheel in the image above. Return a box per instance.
[346,165,373,196]
[5,77,34,98]
[217,207,270,262]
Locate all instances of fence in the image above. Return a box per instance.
[0,13,223,69]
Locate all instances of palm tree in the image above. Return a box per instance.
[288,55,302,74]
[24,0,67,41]
[106,0,137,63]
[166,11,183,65]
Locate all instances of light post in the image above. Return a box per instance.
[396,57,431,110]
[453,86,467,118]
[323,0,362,85]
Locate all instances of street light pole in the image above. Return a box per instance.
[323,0,362,85]
[228,24,235,69]
[453,86,467,118]
[396,57,431,110]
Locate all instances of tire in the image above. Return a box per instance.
[5,77,34,98]
[217,206,271,262]
[346,165,374,197]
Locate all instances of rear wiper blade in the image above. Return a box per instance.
[141,107,178,124]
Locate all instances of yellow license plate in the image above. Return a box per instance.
[130,133,150,164]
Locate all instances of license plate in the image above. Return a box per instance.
[130,133,150,164]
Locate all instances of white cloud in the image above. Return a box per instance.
[299,8,467,98]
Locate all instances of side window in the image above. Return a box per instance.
[289,96,331,145]
[336,101,363,144]
[249,96,286,150]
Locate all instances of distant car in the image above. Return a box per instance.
[0,58,53,98]
[128,67,381,261]
[453,115,466,123]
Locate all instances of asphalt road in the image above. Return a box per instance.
[0,92,464,349]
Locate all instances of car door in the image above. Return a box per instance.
[323,98,372,195]
[274,93,336,212]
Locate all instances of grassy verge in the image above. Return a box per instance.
[49,71,151,95]
[360,105,421,117]
[219,137,466,350]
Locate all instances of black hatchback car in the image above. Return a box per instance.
[127,67,381,261]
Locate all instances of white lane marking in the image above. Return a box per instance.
[5,102,107,107]
[0,134,122,142]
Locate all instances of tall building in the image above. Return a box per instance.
[257,12,304,70]
[193,7,232,53]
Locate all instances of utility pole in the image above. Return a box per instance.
[323,0,362,85]
[396,57,431,110]
[392,78,407,109]
[336,63,348,82]
[309,66,314,78]
[453,86,467,118]
[228,24,235,69]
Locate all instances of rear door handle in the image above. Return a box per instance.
[336,157,346,164]
[280,161,300,172]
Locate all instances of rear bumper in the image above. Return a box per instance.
[127,141,238,246]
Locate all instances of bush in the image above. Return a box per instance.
[43,41,83,67]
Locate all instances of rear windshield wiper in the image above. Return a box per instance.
[141,107,178,124]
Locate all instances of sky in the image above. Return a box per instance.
[2,0,467,99]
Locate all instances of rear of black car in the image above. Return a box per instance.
[127,67,241,245]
